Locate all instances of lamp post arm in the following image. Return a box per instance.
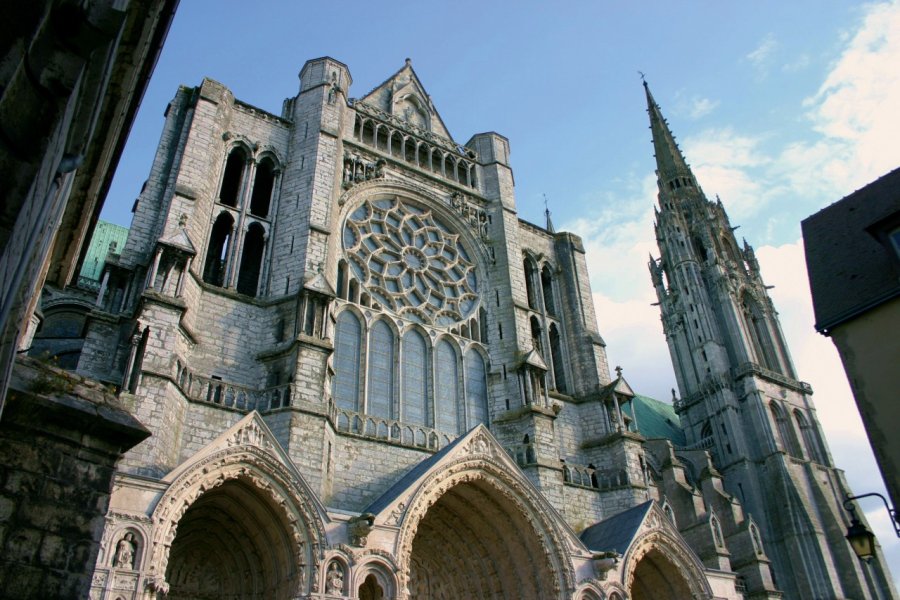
[844,492,900,537]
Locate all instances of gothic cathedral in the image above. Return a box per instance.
[36,58,894,599]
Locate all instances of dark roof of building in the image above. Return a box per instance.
[364,431,469,515]
[623,394,685,446]
[802,167,900,332]
[580,500,653,554]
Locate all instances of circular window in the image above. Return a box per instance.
[343,196,479,325]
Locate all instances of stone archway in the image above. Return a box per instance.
[165,477,299,599]
[406,478,559,598]
[630,547,694,600]
[144,441,326,599]
[623,530,712,600]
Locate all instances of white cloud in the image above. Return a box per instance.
[802,1,900,189]
[688,97,719,119]
[747,33,778,73]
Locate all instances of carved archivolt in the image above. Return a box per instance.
[622,528,712,599]
[392,449,576,597]
[144,445,326,595]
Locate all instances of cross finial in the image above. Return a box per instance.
[615,365,623,378]
[638,70,646,83]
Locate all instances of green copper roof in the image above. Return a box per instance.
[623,394,685,446]
[79,220,129,281]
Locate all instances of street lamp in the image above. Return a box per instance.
[843,493,900,561]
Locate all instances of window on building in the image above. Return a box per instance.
[770,402,801,458]
[794,409,825,464]
[203,212,234,286]
[236,223,265,296]
[333,311,362,411]
[367,320,395,419]
[249,157,275,218]
[402,330,428,426]
[219,147,247,207]
[549,323,568,394]
[465,350,488,429]
[541,265,557,316]
[435,340,459,434]
[524,257,539,310]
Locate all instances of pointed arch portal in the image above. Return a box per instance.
[629,547,694,600]
[165,477,299,599]
[406,478,560,598]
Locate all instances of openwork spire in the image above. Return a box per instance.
[644,81,691,182]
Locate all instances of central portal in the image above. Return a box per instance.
[407,480,558,599]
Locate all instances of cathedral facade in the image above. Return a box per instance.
[41,58,892,598]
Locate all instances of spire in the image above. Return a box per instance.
[543,194,555,233]
[644,81,691,182]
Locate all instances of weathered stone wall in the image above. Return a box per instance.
[0,358,147,598]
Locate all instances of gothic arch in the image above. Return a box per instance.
[394,443,575,598]
[353,555,398,600]
[145,444,326,598]
[623,529,712,600]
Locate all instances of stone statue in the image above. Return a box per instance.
[113,532,136,569]
[326,561,344,595]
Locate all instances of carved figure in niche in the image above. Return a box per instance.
[343,162,353,185]
[326,561,344,594]
[113,532,137,569]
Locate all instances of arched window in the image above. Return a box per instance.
[367,321,395,419]
[523,258,539,309]
[770,402,800,458]
[465,350,488,429]
[219,147,246,207]
[249,157,276,218]
[541,265,556,316]
[435,340,459,434]
[530,316,544,358]
[710,514,724,547]
[402,330,428,426]
[794,409,824,464]
[742,292,779,372]
[203,212,234,286]
[333,312,362,411]
[236,223,265,296]
[549,324,567,393]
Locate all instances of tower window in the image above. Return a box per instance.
[203,212,235,286]
[249,158,276,218]
[219,148,247,207]
[236,223,265,296]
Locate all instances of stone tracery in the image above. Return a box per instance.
[343,195,479,326]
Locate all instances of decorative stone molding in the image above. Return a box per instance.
[144,443,327,597]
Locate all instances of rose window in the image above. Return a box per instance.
[342,197,479,325]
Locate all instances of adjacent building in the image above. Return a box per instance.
[803,167,900,520]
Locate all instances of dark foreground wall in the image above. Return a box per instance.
[0,358,148,598]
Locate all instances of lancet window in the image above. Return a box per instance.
[794,409,826,464]
[331,309,489,436]
[201,146,281,297]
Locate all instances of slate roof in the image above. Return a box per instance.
[802,167,900,332]
[623,394,686,446]
[580,500,653,554]
[364,431,470,515]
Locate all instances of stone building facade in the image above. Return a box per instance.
[645,82,896,599]
[31,58,886,598]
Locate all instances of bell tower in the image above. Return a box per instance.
[645,81,896,600]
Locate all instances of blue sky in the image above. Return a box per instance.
[102,0,900,577]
